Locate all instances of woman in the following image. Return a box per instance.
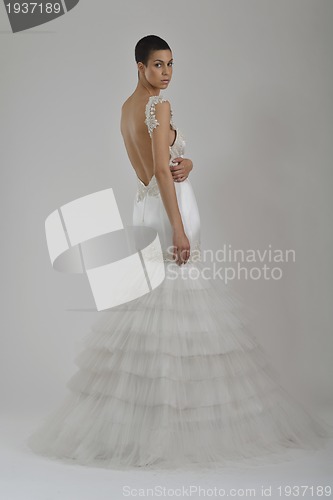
[27,35,333,471]
[120,35,198,266]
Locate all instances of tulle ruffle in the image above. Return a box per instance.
[27,259,333,471]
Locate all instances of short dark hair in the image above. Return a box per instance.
[135,35,171,66]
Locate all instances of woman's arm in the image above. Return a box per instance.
[151,100,190,264]
[151,100,183,230]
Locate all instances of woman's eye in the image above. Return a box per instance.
[155,62,173,68]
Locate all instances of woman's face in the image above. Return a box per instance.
[139,49,173,90]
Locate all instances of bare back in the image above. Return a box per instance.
[120,93,176,187]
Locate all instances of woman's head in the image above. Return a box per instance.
[135,35,173,90]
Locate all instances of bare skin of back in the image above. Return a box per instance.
[120,93,176,187]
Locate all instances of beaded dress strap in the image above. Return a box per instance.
[144,95,174,138]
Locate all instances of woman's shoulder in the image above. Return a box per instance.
[149,93,171,106]
[146,94,169,105]
[145,94,171,117]
[121,92,136,111]
[145,95,172,137]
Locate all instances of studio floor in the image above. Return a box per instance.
[1,412,332,500]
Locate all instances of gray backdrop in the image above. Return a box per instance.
[1,0,332,418]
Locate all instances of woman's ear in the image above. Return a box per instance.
[137,62,146,80]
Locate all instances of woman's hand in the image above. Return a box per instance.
[172,226,190,265]
[170,157,193,182]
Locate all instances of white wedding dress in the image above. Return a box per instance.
[27,94,333,471]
